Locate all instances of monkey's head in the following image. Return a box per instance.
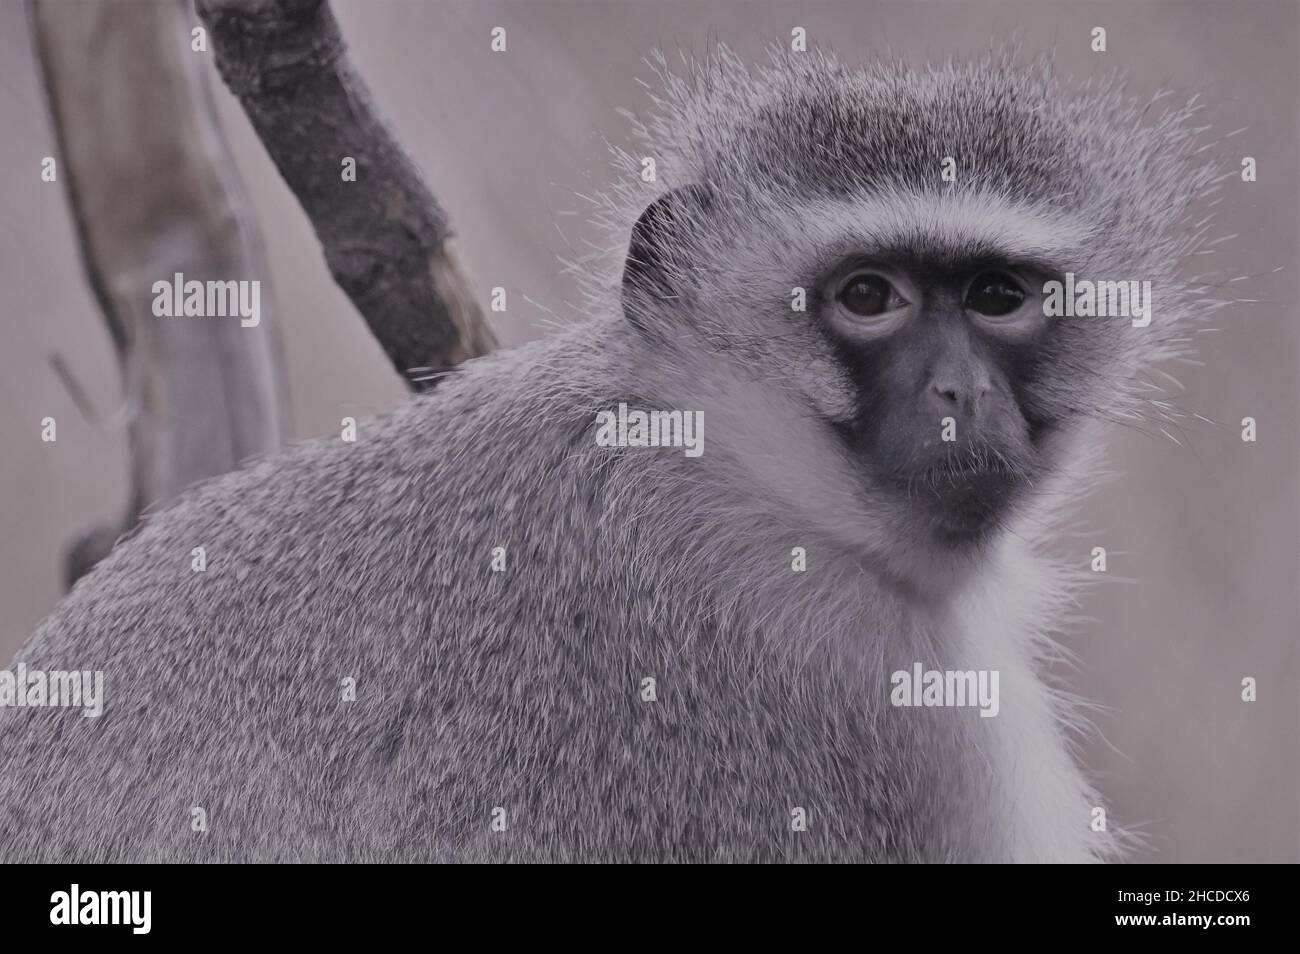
[616,48,1218,549]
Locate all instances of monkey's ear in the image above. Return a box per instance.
[622,184,714,324]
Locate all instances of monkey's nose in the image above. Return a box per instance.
[926,379,988,416]
[931,383,960,405]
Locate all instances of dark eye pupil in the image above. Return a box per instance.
[965,272,1025,316]
[839,275,892,316]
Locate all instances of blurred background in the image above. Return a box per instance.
[0,0,1295,862]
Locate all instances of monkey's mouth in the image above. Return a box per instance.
[898,460,1026,543]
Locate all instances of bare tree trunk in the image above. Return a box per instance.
[31,0,289,586]
[197,0,497,389]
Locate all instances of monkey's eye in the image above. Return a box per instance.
[837,273,907,317]
[964,272,1026,317]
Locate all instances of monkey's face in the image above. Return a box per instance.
[814,253,1073,546]
[621,183,1135,550]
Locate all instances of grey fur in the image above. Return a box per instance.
[0,49,1219,863]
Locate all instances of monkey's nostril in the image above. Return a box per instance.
[932,384,960,405]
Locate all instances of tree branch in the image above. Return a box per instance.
[196,0,497,389]
[32,0,289,586]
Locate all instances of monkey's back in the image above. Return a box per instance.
[0,326,594,860]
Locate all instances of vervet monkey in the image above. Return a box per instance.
[0,49,1219,862]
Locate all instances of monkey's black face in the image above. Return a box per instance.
[819,256,1060,545]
